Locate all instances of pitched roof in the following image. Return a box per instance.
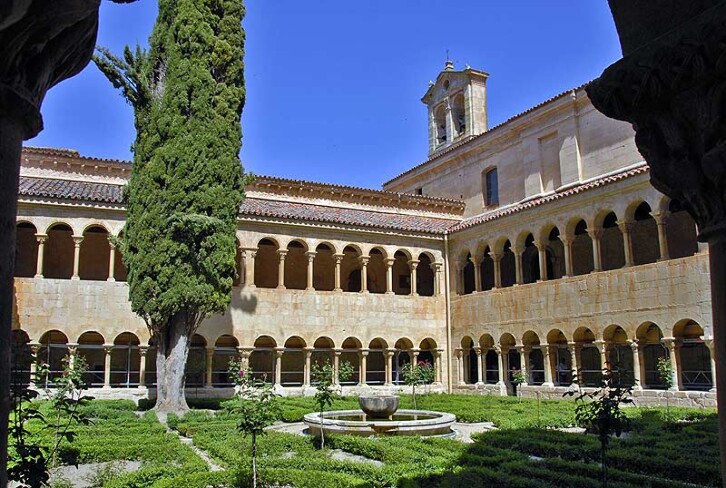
[19,176,124,204]
[240,198,459,234]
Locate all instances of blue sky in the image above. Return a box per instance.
[28,1,622,189]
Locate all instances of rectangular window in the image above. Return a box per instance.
[484,168,499,206]
[416,187,423,195]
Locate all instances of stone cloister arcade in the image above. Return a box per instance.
[455,195,700,294]
[455,319,714,393]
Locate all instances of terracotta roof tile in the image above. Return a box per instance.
[241,198,459,234]
[19,177,124,204]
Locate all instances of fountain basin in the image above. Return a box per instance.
[358,395,400,418]
[304,409,456,437]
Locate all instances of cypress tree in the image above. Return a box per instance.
[94,0,247,412]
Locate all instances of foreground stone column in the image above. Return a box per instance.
[491,253,502,289]
[662,338,680,391]
[652,212,671,261]
[617,221,634,267]
[359,349,368,386]
[432,262,443,296]
[71,235,83,280]
[534,241,547,282]
[474,347,484,385]
[204,347,215,388]
[409,260,419,296]
[568,342,578,387]
[455,349,465,385]
[594,340,608,372]
[495,346,505,386]
[333,348,341,386]
[629,340,643,390]
[517,346,528,386]
[542,345,553,387]
[435,349,443,384]
[472,257,482,292]
[34,234,47,278]
[103,345,113,388]
[588,229,603,272]
[273,348,284,388]
[561,236,573,277]
[706,339,717,393]
[243,248,256,288]
[513,247,523,285]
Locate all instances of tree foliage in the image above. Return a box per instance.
[94,0,248,411]
[311,360,353,449]
[401,360,435,409]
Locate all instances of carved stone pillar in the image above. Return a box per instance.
[107,241,116,282]
[435,349,443,384]
[495,346,505,386]
[594,340,608,372]
[472,257,482,292]
[408,259,419,296]
[34,234,47,278]
[474,347,484,385]
[71,235,83,280]
[333,348,341,386]
[567,342,578,386]
[652,212,671,261]
[432,262,443,296]
[455,348,465,386]
[587,7,726,478]
[242,248,256,288]
[205,347,215,388]
[303,347,313,387]
[384,257,395,295]
[629,340,643,390]
[333,253,345,292]
[67,344,78,369]
[561,236,573,277]
[103,345,113,388]
[513,247,523,285]
[276,249,287,290]
[662,338,680,391]
[517,346,529,386]
[542,344,553,387]
[273,348,284,388]
[587,229,603,272]
[359,256,369,293]
[533,240,548,281]
[706,339,717,393]
[305,251,316,291]
[384,349,395,386]
[491,253,502,289]
[138,346,148,388]
[359,349,368,386]
[617,221,635,267]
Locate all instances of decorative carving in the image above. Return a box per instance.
[587,4,726,240]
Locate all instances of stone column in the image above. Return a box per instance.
[276,249,287,290]
[359,256,369,293]
[491,253,502,288]
[34,234,47,278]
[28,344,40,389]
[617,221,634,267]
[432,262,442,296]
[239,348,251,371]
[629,340,643,390]
[542,344,553,387]
[435,349,443,384]
[333,348,341,386]
[495,346,506,386]
[455,349,465,385]
[568,342,578,386]
[384,257,395,294]
[102,345,113,388]
[706,339,717,393]
[305,251,316,291]
[522,347,531,385]
[472,257,482,293]
[138,346,148,388]
[205,347,215,388]
[662,338,680,391]
[412,348,420,364]
[587,229,603,272]
[107,241,116,282]
[333,253,344,292]
[513,247,523,285]
[242,249,256,288]
[408,259,419,296]
[303,347,313,387]
[384,349,395,386]
[359,349,368,386]
[594,340,608,371]
[561,236,573,277]
[474,347,484,385]
[652,212,671,261]
[273,348,284,388]
[534,241,548,281]
[67,344,78,370]
[71,235,83,280]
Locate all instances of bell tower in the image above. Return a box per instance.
[422,60,489,156]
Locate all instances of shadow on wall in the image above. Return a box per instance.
[11,281,20,330]
[236,290,258,315]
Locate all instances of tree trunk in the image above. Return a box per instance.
[153,314,191,413]
[251,431,257,488]
[0,114,23,488]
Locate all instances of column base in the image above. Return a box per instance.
[385,291,395,295]
[34,274,43,279]
[71,276,80,281]
[541,382,554,388]
[276,285,286,290]
[305,287,314,291]
[107,278,116,282]
[475,381,484,386]
[334,288,343,293]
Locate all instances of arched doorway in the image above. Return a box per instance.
[111,332,140,387]
[367,338,387,385]
[674,320,712,391]
[185,334,207,388]
[282,336,305,386]
[250,336,276,384]
[79,225,110,281]
[604,325,634,386]
[38,330,69,387]
[637,323,667,389]
[213,335,239,387]
[14,223,38,277]
[574,327,600,387]
[78,331,106,387]
[522,331,544,385]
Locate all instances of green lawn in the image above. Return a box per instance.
[13,395,719,487]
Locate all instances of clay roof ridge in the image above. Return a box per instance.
[23,146,132,166]
[384,81,593,187]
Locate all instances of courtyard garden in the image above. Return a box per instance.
[12,394,720,488]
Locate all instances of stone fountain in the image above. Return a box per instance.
[304,394,455,437]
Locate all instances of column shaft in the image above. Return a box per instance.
[34,235,47,278]
[107,243,116,281]
[562,238,573,277]
[334,254,344,292]
[305,252,316,291]
[276,250,287,289]
[384,258,394,294]
[71,235,83,280]
[205,347,214,388]
[138,347,147,387]
[103,346,112,388]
